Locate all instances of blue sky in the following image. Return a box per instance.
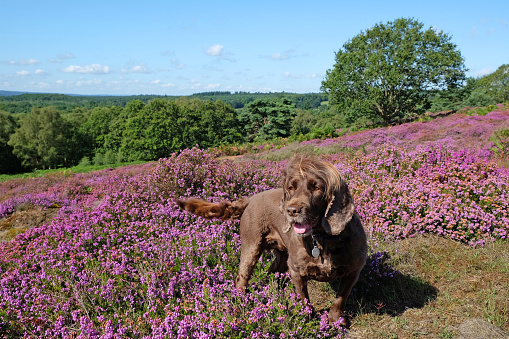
[1,0,508,96]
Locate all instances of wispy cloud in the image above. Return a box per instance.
[269,49,297,61]
[470,26,478,38]
[8,58,40,66]
[49,53,75,63]
[63,64,110,74]
[171,58,184,69]
[76,79,103,87]
[205,44,235,62]
[162,50,185,69]
[205,83,220,90]
[122,63,151,74]
[16,70,30,76]
[475,68,492,77]
[284,72,317,79]
[206,44,224,56]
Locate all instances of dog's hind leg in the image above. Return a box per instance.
[329,269,361,327]
[235,242,263,289]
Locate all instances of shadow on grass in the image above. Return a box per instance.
[340,270,438,319]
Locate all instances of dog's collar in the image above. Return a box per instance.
[311,233,320,258]
[309,229,348,256]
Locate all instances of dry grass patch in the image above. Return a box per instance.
[0,203,59,242]
[307,234,508,338]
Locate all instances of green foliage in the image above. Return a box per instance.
[489,126,509,158]
[0,92,326,114]
[476,64,509,103]
[78,156,91,167]
[0,111,22,173]
[80,106,124,155]
[239,98,297,141]
[322,17,467,125]
[120,99,183,161]
[176,98,243,147]
[8,107,71,170]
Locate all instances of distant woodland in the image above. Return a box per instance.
[1,17,508,174]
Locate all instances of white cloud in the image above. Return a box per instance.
[284,72,317,79]
[36,82,50,89]
[269,49,296,61]
[152,80,161,84]
[131,63,150,74]
[17,70,30,76]
[171,58,184,69]
[475,68,492,77]
[35,69,46,75]
[50,53,75,63]
[9,58,40,66]
[205,83,220,90]
[162,82,176,88]
[206,44,224,56]
[63,64,110,74]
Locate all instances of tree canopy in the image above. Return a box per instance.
[476,64,509,104]
[238,98,297,141]
[8,107,70,169]
[321,18,467,125]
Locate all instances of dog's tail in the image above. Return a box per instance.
[177,197,250,220]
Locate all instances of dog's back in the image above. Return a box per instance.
[176,196,251,220]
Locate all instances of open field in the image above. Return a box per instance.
[1,106,508,338]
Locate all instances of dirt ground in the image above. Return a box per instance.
[0,203,59,242]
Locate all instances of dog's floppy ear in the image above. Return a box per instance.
[321,180,355,235]
[279,198,292,233]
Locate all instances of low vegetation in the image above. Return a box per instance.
[0,105,508,337]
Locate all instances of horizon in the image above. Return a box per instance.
[1,0,508,96]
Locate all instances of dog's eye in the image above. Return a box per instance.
[314,186,321,192]
[288,186,295,191]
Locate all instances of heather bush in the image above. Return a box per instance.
[337,146,509,246]
[1,108,508,337]
[0,149,361,337]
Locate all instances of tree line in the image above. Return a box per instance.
[0,92,326,114]
[1,18,508,174]
[1,97,305,173]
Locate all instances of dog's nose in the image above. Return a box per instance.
[287,205,301,216]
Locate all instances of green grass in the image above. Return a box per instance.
[0,160,150,182]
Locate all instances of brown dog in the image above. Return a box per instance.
[177,154,367,325]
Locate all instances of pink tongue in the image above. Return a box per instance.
[293,224,309,234]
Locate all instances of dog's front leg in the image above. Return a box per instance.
[289,268,310,301]
[329,269,361,327]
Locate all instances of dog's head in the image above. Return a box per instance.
[279,154,355,236]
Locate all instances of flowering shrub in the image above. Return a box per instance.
[1,107,508,337]
[0,149,353,338]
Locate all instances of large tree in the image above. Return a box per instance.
[238,98,296,141]
[8,107,70,169]
[321,18,467,125]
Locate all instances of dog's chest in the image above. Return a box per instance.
[291,243,350,282]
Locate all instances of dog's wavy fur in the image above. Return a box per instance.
[177,154,367,326]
